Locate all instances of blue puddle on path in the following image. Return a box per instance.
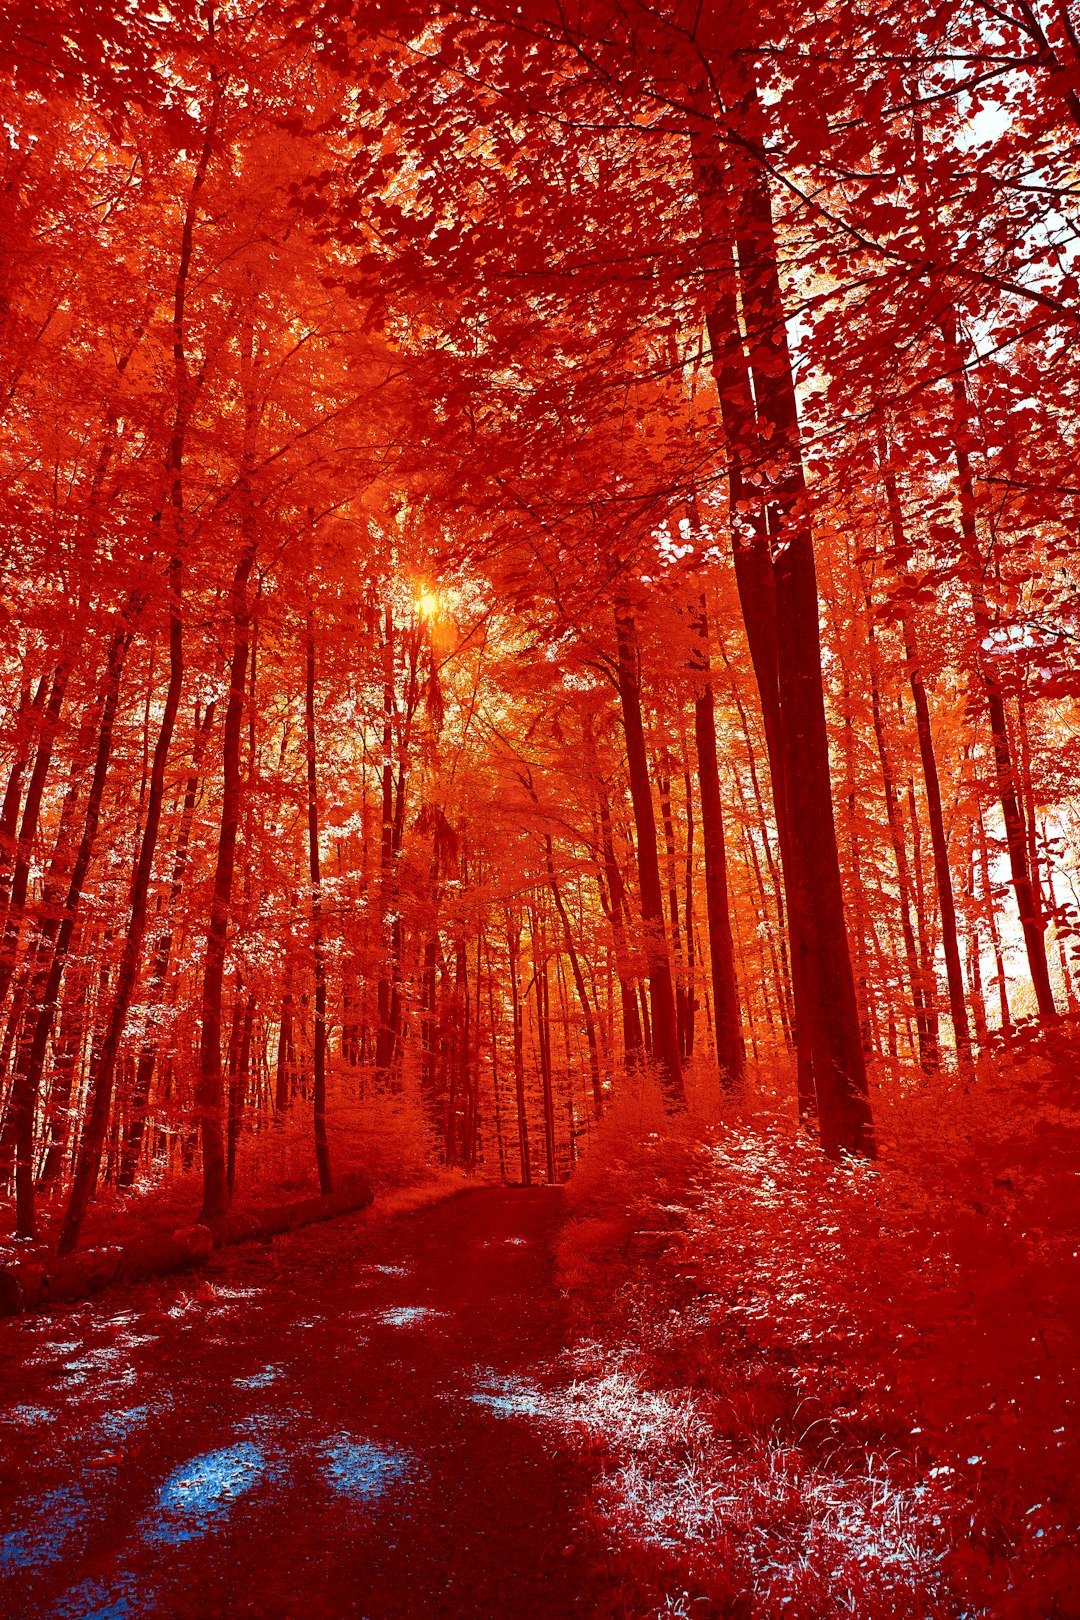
[0,1483,89,1575]
[324,1437,417,1505]
[8,1418,419,1619]
[149,1441,266,1545]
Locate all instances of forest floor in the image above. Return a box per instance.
[3,1052,1077,1620]
[0,1185,654,1620]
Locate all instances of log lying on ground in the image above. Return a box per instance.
[0,1173,373,1315]
[0,1224,210,1315]
[207,1173,373,1244]
[119,1223,214,1285]
[253,1172,373,1238]
[204,1211,264,1247]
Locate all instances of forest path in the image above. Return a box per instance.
[0,1186,633,1619]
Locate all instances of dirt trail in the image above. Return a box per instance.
[0,1187,634,1619]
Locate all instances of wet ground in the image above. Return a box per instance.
[0,1187,635,1619]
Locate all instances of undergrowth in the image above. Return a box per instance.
[3,1083,463,1252]
[553,1032,1080,1619]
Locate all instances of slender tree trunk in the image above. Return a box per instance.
[545,838,603,1115]
[734,150,874,1155]
[0,675,47,915]
[115,701,214,1188]
[305,594,333,1195]
[486,935,507,1178]
[976,801,1012,1032]
[196,542,257,1225]
[12,604,139,1238]
[681,743,697,1059]
[0,659,74,1011]
[376,607,397,1082]
[507,915,530,1185]
[862,603,939,1072]
[943,318,1055,1017]
[36,940,93,1190]
[878,434,974,1066]
[529,908,557,1182]
[658,766,689,1056]
[692,598,744,1089]
[585,718,643,1067]
[613,604,684,1106]
[59,560,185,1254]
[276,984,296,1117]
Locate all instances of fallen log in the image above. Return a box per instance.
[119,1223,213,1285]
[0,1173,373,1316]
[42,1245,122,1304]
[256,1173,373,1237]
[205,1212,263,1248]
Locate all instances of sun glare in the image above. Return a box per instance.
[416,588,440,619]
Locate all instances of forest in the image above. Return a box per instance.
[0,0,1078,1616]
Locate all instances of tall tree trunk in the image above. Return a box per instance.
[196,542,257,1225]
[976,801,1012,1032]
[692,598,744,1089]
[114,701,214,1190]
[693,154,815,1120]
[36,938,93,1191]
[12,602,139,1238]
[862,600,939,1072]
[878,433,974,1064]
[734,149,874,1156]
[545,838,603,1115]
[486,935,507,1179]
[0,674,47,915]
[529,907,557,1182]
[507,914,530,1185]
[0,659,74,1011]
[943,316,1055,1018]
[58,558,185,1254]
[376,607,397,1083]
[681,740,697,1060]
[305,594,333,1195]
[658,765,689,1057]
[613,603,684,1107]
[584,718,643,1067]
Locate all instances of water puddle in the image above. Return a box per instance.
[4,1404,56,1426]
[0,1483,87,1573]
[234,1365,281,1390]
[373,1306,445,1328]
[323,1437,416,1505]
[50,1570,143,1619]
[148,1442,265,1545]
[465,1372,549,1420]
[96,1405,153,1444]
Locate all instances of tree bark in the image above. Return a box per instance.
[694,115,872,1154]
[691,599,744,1089]
[58,559,185,1254]
[305,594,333,1195]
[943,315,1055,1018]
[196,541,257,1226]
[735,153,874,1156]
[12,602,140,1238]
[545,838,603,1115]
[877,433,974,1064]
[613,604,684,1107]
[506,914,531,1185]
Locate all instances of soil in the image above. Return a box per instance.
[0,1187,645,1619]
